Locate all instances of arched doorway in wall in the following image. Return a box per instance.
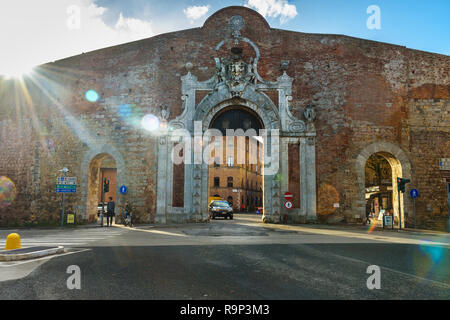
[207,106,264,217]
[365,153,395,227]
[86,153,118,222]
[357,142,412,229]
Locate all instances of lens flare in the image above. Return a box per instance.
[118,104,132,118]
[0,176,17,209]
[419,242,445,264]
[411,240,448,280]
[85,90,99,102]
[141,114,160,132]
[367,221,377,234]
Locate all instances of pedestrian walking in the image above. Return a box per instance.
[124,200,133,227]
[364,200,371,226]
[106,197,115,227]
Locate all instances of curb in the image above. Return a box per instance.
[0,246,65,262]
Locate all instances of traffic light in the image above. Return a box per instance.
[103,179,110,193]
[397,178,410,193]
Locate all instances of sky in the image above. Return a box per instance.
[0,0,449,77]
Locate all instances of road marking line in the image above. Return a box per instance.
[325,251,450,289]
[115,225,188,237]
[0,249,91,268]
[234,222,450,246]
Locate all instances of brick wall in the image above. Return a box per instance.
[0,6,448,229]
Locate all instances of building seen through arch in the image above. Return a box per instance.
[208,107,264,212]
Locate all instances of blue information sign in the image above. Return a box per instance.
[120,185,128,195]
[410,189,419,199]
[384,215,393,228]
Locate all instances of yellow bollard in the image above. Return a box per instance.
[5,233,21,251]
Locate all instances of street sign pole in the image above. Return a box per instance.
[59,168,69,228]
[398,193,402,230]
[101,179,105,228]
[61,193,65,228]
[409,189,419,230]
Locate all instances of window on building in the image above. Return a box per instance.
[227,177,233,188]
[214,177,220,187]
[227,156,234,167]
[213,156,221,167]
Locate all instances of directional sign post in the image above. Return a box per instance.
[56,177,77,193]
[410,189,419,229]
[284,192,294,211]
[57,173,77,227]
[120,185,128,195]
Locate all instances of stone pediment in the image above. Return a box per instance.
[173,14,315,136]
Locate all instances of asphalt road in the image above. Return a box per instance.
[0,215,449,300]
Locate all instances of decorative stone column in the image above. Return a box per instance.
[155,136,169,224]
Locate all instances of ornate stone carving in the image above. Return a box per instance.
[170,121,185,130]
[159,105,170,121]
[185,62,193,72]
[228,15,245,40]
[289,121,306,133]
[214,55,256,97]
[281,60,290,71]
[304,104,317,123]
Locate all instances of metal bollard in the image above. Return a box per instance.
[5,233,21,251]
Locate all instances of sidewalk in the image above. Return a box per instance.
[292,223,449,237]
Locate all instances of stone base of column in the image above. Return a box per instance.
[154,214,167,224]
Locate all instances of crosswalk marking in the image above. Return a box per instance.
[0,227,129,247]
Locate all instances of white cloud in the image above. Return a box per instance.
[0,0,154,77]
[115,13,154,40]
[183,5,210,24]
[246,0,298,24]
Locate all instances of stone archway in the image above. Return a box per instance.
[197,98,278,223]
[80,144,125,220]
[206,104,266,216]
[355,141,413,228]
[155,15,317,224]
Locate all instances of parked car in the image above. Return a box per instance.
[209,200,233,220]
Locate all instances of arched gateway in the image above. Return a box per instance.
[154,15,318,224]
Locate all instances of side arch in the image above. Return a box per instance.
[80,144,126,220]
[355,141,413,228]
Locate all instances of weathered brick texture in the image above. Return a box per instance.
[0,6,448,230]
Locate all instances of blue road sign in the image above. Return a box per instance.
[120,185,128,195]
[57,189,76,193]
[410,189,419,199]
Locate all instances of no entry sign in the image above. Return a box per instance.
[284,192,293,201]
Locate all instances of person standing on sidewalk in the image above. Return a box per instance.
[364,200,371,226]
[124,201,133,227]
[106,197,115,227]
